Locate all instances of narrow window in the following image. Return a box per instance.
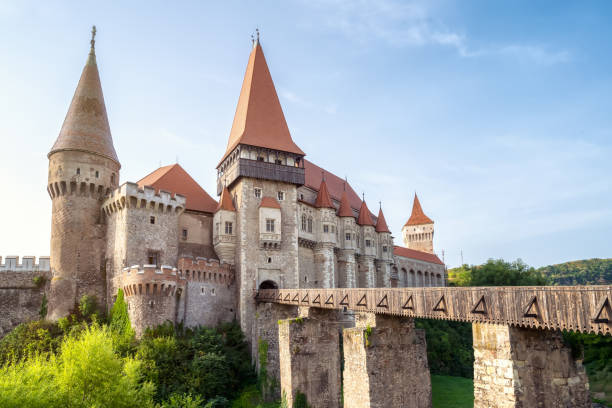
[307,217,313,233]
[301,214,307,231]
[383,245,388,252]
[95,170,99,178]
[266,219,275,232]
[254,188,262,198]
[277,191,284,201]
[147,251,159,266]
[345,233,351,241]
[366,239,371,247]
[150,216,156,224]
[182,229,188,239]
[225,221,233,234]
[323,224,329,233]
[76,168,80,175]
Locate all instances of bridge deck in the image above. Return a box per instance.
[257,286,611,335]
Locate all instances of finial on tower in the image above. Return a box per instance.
[90,25,97,51]
[252,28,260,47]
[362,192,365,201]
[321,170,325,181]
[379,201,382,210]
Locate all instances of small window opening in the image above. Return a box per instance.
[254,188,262,198]
[266,219,275,232]
[225,222,233,234]
[182,229,188,239]
[267,257,272,263]
[76,168,80,175]
[147,251,159,266]
[150,216,156,224]
[275,159,282,165]
[277,191,284,201]
[345,233,351,241]
[95,170,99,178]
[257,156,265,161]
[323,224,329,233]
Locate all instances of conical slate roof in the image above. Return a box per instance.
[219,40,304,165]
[405,193,434,226]
[375,207,391,233]
[49,31,119,165]
[357,200,375,226]
[217,186,236,212]
[314,178,334,209]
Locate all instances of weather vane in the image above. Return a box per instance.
[90,25,97,50]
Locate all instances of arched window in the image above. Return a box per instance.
[409,269,415,287]
[301,214,307,231]
[401,268,408,288]
[259,280,278,290]
[417,270,423,286]
[307,217,313,233]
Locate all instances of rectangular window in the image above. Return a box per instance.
[182,229,188,239]
[147,251,159,266]
[301,215,307,231]
[275,159,282,165]
[365,239,371,247]
[254,188,262,198]
[266,219,275,232]
[307,218,312,233]
[150,216,156,225]
[277,191,284,201]
[225,221,233,234]
[323,225,329,233]
[345,233,351,241]
[383,245,388,252]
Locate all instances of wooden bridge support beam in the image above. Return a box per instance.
[254,302,299,400]
[278,307,343,408]
[473,323,591,408]
[342,313,432,408]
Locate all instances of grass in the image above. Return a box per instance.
[431,375,474,408]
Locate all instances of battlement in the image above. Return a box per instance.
[0,256,51,272]
[120,264,184,298]
[47,180,112,201]
[178,256,234,285]
[102,182,186,216]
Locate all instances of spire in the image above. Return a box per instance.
[375,205,391,233]
[219,37,305,165]
[49,26,119,165]
[217,185,236,212]
[405,193,433,226]
[337,190,354,218]
[314,177,334,209]
[357,198,374,226]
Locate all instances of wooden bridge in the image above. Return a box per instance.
[255,286,611,407]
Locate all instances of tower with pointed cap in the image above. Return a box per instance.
[374,204,393,286]
[336,188,357,288]
[402,194,435,254]
[46,27,121,320]
[313,177,336,288]
[356,197,376,287]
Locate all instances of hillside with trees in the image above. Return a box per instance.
[537,258,612,286]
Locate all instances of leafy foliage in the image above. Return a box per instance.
[448,258,547,287]
[538,258,612,286]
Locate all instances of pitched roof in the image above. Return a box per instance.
[405,193,434,226]
[219,41,305,165]
[357,200,375,226]
[337,191,355,218]
[217,186,236,212]
[375,207,391,233]
[314,179,334,209]
[393,246,444,265]
[260,196,281,209]
[304,160,361,213]
[137,164,218,213]
[49,39,119,165]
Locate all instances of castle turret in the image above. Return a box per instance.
[357,198,376,287]
[375,205,393,287]
[337,189,357,287]
[402,193,434,254]
[213,186,237,264]
[47,27,120,319]
[314,178,336,288]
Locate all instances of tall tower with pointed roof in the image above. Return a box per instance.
[46,27,121,319]
[217,36,305,338]
[402,194,435,254]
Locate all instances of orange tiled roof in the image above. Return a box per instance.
[217,186,236,212]
[393,246,444,265]
[314,179,334,209]
[357,200,375,226]
[49,44,119,165]
[260,196,281,209]
[304,160,361,214]
[375,207,391,233]
[219,41,305,165]
[137,164,218,213]
[405,193,433,226]
[337,191,355,218]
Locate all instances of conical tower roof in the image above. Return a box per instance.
[49,27,119,165]
[337,189,355,218]
[219,39,304,165]
[314,178,334,209]
[217,185,236,212]
[375,206,391,233]
[357,199,375,226]
[405,193,433,226]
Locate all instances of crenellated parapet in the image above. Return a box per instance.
[119,264,184,298]
[0,256,50,272]
[177,256,234,286]
[102,182,186,216]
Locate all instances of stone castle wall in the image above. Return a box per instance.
[0,256,51,337]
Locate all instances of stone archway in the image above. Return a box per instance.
[259,280,278,290]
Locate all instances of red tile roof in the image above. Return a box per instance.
[393,246,444,265]
[49,45,119,165]
[405,193,433,226]
[375,207,391,233]
[260,196,281,209]
[304,159,361,214]
[357,200,375,226]
[337,191,355,218]
[217,186,236,212]
[314,179,334,209]
[220,41,305,165]
[137,164,218,213]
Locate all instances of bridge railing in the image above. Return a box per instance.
[257,286,611,335]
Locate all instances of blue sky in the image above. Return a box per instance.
[0,1,610,268]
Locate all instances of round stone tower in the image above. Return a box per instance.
[46,27,120,320]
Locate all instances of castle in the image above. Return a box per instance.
[1,29,446,338]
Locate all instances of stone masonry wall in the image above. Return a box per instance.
[473,323,591,408]
[0,270,50,337]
